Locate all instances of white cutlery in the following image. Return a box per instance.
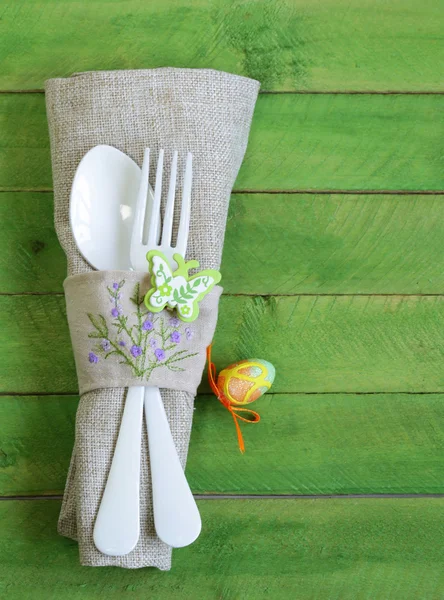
[131,148,202,548]
[71,145,201,556]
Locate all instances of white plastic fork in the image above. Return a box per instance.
[131,148,201,548]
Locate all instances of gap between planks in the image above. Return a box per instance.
[2,493,444,501]
[2,391,444,397]
[1,189,444,195]
[3,292,444,298]
[1,90,444,95]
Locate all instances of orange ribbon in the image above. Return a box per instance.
[206,345,260,453]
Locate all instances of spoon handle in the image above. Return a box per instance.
[144,386,201,548]
[93,386,144,556]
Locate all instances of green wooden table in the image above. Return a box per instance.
[1,1,443,598]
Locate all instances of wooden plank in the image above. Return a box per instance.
[4,192,444,294]
[2,294,444,394]
[2,393,444,497]
[0,94,51,190]
[0,295,75,393]
[225,194,444,294]
[0,193,66,293]
[190,393,444,495]
[1,94,443,192]
[1,498,444,599]
[0,0,442,91]
[0,396,75,496]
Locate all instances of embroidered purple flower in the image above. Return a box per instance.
[169,316,180,327]
[185,327,193,341]
[171,331,181,344]
[119,340,126,347]
[117,292,122,300]
[142,319,154,331]
[89,352,99,364]
[149,338,157,349]
[111,305,123,318]
[130,345,142,358]
[101,339,111,351]
[155,348,165,361]
[146,312,153,319]
[113,282,119,290]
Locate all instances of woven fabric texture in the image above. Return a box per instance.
[45,68,259,569]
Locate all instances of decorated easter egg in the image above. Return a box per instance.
[217,359,275,405]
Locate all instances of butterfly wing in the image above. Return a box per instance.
[176,271,221,322]
[145,251,221,321]
[144,251,175,312]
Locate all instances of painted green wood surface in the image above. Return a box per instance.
[1,93,444,191]
[2,393,444,497]
[1,0,443,589]
[0,0,443,91]
[3,294,444,395]
[0,193,66,293]
[1,499,444,599]
[4,191,444,295]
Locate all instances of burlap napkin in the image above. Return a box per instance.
[45,68,259,569]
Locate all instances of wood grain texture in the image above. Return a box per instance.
[3,294,444,394]
[0,94,51,190]
[4,192,444,294]
[0,396,75,496]
[1,94,443,191]
[1,498,444,599]
[0,0,443,91]
[2,394,444,497]
[0,193,66,293]
[225,194,444,294]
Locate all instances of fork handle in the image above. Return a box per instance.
[93,386,144,556]
[144,386,202,548]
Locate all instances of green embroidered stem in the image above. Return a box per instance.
[108,283,138,346]
[117,315,137,346]
[165,349,198,366]
[87,313,109,339]
[141,330,152,374]
[131,282,143,343]
[107,339,140,375]
[143,364,156,379]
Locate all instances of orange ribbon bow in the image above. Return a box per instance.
[206,345,260,453]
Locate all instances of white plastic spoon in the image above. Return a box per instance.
[70,145,146,555]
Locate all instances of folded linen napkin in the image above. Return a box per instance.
[45,68,259,569]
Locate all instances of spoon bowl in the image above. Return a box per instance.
[70,145,144,270]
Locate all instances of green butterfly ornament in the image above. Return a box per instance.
[144,250,221,323]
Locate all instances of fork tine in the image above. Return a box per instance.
[134,148,150,244]
[146,149,164,247]
[176,152,192,255]
[161,150,177,246]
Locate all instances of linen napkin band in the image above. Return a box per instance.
[64,270,222,395]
